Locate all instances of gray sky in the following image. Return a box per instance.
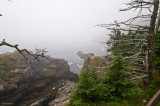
[0,0,140,56]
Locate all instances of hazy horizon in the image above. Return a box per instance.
[0,0,149,73]
[0,0,137,55]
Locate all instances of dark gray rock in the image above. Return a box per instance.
[0,51,78,105]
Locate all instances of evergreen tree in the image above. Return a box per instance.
[68,67,108,106]
[68,55,142,106]
[153,32,160,70]
[103,54,141,103]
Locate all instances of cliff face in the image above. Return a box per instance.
[43,53,112,106]
[81,53,112,76]
[0,51,78,106]
[49,81,76,106]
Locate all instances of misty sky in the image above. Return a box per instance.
[0,0,141,57]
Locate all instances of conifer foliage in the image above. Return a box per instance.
[68,55,141,106]
[68,67,107,105]
[103,54,141,102]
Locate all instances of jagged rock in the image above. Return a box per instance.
[0,51,78,105]
[76,51,84,59]
[29,94,52,106]
[49,81,76,106]
[81,53,112,76]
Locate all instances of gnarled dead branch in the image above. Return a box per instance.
[0,39,48,61]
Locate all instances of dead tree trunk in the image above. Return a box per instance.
[155,8,160,33]
[147,0,159,80]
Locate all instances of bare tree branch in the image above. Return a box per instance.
[106,28,149,32]
[120,0,153,12]
[0,39,48,61]
[97,0,159,81]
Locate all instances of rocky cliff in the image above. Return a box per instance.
[0,51,78,106]
[81,53,112,76]
[49,80,76,106]
[46,53,112,106]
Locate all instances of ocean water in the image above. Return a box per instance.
[49,43,108,74]
[0,42,108,74]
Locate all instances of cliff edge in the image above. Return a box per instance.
[0,51,78,106]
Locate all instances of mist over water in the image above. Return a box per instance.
[0,0,134,73]
[0,35,108,73]
[48,42,108,73]
[0,39,108,73]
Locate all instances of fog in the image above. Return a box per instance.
[0,0,142,73]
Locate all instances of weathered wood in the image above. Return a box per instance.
[0,39,48,61]
[143,100,147,106]
[147,0,159,81]
[155,8,160,33]
[147,89,160,106]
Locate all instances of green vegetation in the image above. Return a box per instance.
[67,67,105,105]
[4,72,16,78]
[68,31,160,105]
[107,30,147,67]
[0,60,6,65]
[0,54,17,78]
[67,55,142,106]
[153,32,160,70]
[103,54,142,104]
[142,32,160,102]
[0,59,8,74]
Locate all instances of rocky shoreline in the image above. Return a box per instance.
[0,51,111,106]
[0,51,78,106]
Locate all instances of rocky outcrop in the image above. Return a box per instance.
[0,51,78,105]
[76,51,84,59]
[81,53,112,76]
[48,53,112,106]
[49,81,76,106]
